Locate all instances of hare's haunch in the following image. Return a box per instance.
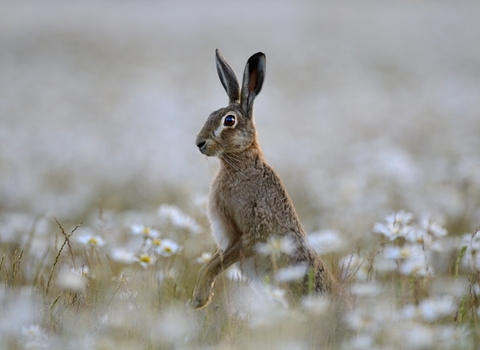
[189,50,339,309]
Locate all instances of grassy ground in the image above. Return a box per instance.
[1,1,480,348]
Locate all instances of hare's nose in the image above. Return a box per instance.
[196,140,206,150]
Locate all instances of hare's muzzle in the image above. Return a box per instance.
[196,140,207,154]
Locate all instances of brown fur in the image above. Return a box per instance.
[188,50,340,309]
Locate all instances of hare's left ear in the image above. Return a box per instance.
[240,52,266,118]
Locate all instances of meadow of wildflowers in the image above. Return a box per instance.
[1,1,480,349]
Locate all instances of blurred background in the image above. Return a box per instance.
[1,0,479,234]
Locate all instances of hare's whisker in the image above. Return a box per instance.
[221,155,247,178]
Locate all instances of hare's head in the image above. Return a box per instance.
[196,50,265,157]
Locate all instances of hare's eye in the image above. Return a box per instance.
[224,115,236,127]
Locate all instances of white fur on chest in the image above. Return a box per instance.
[208,201,230,251]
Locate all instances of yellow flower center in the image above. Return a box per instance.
[88,238,98,246]
[139,255,152,264]
[400,247,410,258]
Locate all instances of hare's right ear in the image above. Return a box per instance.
[240,52,265,118]
[215,49,240,104]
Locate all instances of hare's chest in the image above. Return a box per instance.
[208,176,249,250]
[208,204,229,250]
[207,188,235,251]
[208,170,254,250]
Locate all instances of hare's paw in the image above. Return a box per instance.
[187,287,213,309]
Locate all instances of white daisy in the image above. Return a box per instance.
[373,210,414,241]
[419,295,456,321]
[109,247,137,264]
[158,204,201,234]
[135,253,157,269]
[308,229,344,254]
[77,234,106,248]
[196,252,212,264]
[131,224,160,239]
[153,238,182,257]
[57,268,88,291]
[256,236,296,257]
[276,264,308,282]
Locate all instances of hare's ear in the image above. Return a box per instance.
[240,52,265,117]
[215,49,240,104]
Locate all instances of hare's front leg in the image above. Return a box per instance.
[188,240,243,309]
[188,252,220,309]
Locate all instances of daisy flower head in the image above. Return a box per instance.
[240,285,289,329]
[373,210,414,241]
[420,216,448,238]
[399,254,432,277]
[405,228,445,252]
[264,286,288,308]
[57,267,88,291]
[196,252,212,264]
[405,228,430,245]
[135,253,157,269]
[437,325,473,349]
[383,243,423,260]
[382,239,431,277]
[462,230,480,252]
[419,295,456,322]
[74,266,90,278]
[77,233,106,248]
[301,295,330,315]
[343,334,375,350]
[350,282,382,297]
[460,230,480,270]
[21,324,50,349]
[256,236,296,257]
[149,238,162,249]
[131,224,160,239]
[154,238,182,257]
[276,264,308,282]
[308,229,344,254]
[344,308,376,332]
[109,247,136,264]
[403,215,448,249]
[158,204,201,234]
[194,195,209,210]
[393,210,414,226]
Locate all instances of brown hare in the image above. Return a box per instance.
[189,50,339,309]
